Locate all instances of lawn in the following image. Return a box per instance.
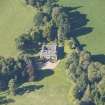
[0,0,105,105]
[0,0,105,57]
[0,59,71,105]
[60,0,105,55]
[0,0,35,57]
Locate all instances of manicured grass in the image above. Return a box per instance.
[60,0,105,55]
[0,0,35,57]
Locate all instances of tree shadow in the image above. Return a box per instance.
[62,6,93,49]
[0,96,15,104]
[73,37,87,50]
[80,101,95,105]
[16,84,44,95]
[62,6,82,14]
[92,54,105,64]
[35,69,54,81]
[69,10,93,37]
[62,6,93,36]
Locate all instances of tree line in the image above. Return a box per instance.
[0,55,37,95]
[16,0,71,53]
[66,50,105,105]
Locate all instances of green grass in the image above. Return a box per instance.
[0,0,105,105]
[0,0,35,57]
[60,0,105,55]
[0,1,72,105]
[1,0,105,57]
[0,60,71,105]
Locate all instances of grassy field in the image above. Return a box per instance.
[1,59,71,105]
[0,0,105,56]
[0,0,35,57]
[0,0,105,57]
[60,0,105,55]
[0,0,105,105]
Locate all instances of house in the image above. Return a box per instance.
[40,43,58,62]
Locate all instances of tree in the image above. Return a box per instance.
[57,12,68,26]
[58,26,65,45]
[43,15,49,24]
[6,57,16,78]
[17,54,28,82]
[15,33,32,51]
[44,0,55,15]
[31,28,43,44]
[34,11,44,26]
[15,32,41,53]
[81,60,90,71]
[100,65,105,78]
[8,79,16,96]
[80,51,91,64]
[65,51,79,69]
[80,85,95,105]
[73,81,86,100]
[52,6,61,18]
[67,39,76,49]
[43,22,52,41]
[0,57,9,90]
[88,62,102,83]
[97,78,105,105]
[28,0,35,6]
[52,6,61,26]
[65,51,80,81]
[68,63,77,81]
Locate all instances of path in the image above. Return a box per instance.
[41,60,60,70]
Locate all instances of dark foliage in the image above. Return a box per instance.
[0,96,15,105]
[35,69,54,81]
[92,54,105,64]
[16,84,44,95]
[15,32,43,54]
[0,55,38,90]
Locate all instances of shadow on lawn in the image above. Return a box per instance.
[36,69,54,81]
[80,100,95,105]
[63,6,93,50]
[0,96,15,105]
[16,84,44,95]
[70,11,93,37]
[92,54,105,64]
[63,6,93,37]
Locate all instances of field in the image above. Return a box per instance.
[0,0,105,105]
[60,0,105,55]
[0,0,105,57]
[0,0,35,57]
[1,59,71,105]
